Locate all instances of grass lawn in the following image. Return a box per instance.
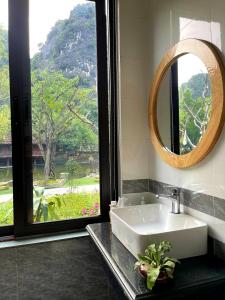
[65,177,99,187]
[0,188,13,196]
[0,176,99,196]
[0,191,100,226]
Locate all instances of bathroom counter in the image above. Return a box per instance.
[87,222,225,300]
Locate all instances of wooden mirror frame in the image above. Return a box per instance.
[148,39,225,168]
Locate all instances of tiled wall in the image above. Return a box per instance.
[118,0,225,259]
[119,0,225,199]
[146,0,225,200]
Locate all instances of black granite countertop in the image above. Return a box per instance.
[87,222,225,300]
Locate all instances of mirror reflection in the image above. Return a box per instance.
[157,54,212,155]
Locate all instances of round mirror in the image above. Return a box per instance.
[157,53,212,155]
[149,39,225,168]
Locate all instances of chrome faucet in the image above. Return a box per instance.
[156,188,180,214]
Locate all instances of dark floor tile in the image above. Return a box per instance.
[18,271,109,299]
[17,242,54,266]
[108,284,128,300]
[0,247,17,267]
[0,248,18,300]
[17,237,110,300]
[86,294,116,300]
[0,267,18,300]
[51,237,103,261]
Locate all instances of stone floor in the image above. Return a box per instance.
[0,236,127,300]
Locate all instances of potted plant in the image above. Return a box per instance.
[134,241,180,290]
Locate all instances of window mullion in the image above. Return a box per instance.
[8,0,33,237]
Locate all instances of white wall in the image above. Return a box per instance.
[157,71,171,151]
[118,0,152,180]
[119,0,225,200]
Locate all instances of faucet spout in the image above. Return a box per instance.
[171,188,180,214]
[156,188,180,214]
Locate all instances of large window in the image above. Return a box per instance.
[30,1,100,223]
[0,0,115,237]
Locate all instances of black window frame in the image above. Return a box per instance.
[0,0,117,238]
[170,62,180,155]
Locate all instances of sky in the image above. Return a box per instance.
[0,0,86,57]
[178,53,208,86]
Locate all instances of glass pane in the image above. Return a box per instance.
[30,1,100,223]
[0,0,13,226]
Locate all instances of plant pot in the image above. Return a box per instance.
[138,264,170,284]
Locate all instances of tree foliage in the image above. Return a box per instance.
[0,26,10,143]
[0,67,10,102]
[0,105,10,142]
[179,73,211,154]
[0,25,8,68]
[32,70,97,181]
[0,4,99,183]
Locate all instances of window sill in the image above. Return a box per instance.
[0,230,89,249]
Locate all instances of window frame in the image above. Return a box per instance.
[170,62,180,155]
[2,0,117,237]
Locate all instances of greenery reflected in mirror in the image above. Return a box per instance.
[157,54,212,155]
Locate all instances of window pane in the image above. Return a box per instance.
[0,0,13,226]
[30,1,100,223]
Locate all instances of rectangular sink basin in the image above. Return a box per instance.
[110,203,207,259]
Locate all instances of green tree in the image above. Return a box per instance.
[32,70,97,182]
[0,66,10,102]
[180,73,211,100]
[58,119,98,153]
[0,25,8,68]
[0,26,10,143]
[0,105,10,142]
[65,158,82,191]
[179,77,211,154]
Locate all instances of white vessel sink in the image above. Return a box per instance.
[110,203,207,259]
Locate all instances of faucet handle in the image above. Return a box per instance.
[171,188,179,196]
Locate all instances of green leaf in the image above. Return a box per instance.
[161,260,176,279]
[48,204,60,221]
[158,241,171,256]
[42,204,48,221]
[146,243,157,254]
[35,203,43,222]
[33,187,45,197]
[163,257,180,265]
[2,207,13,223]
[33,199,40,211]
[134,261,141,270]
[146,266,160,290]
[137,254,152,264]
[55,196,62,208]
